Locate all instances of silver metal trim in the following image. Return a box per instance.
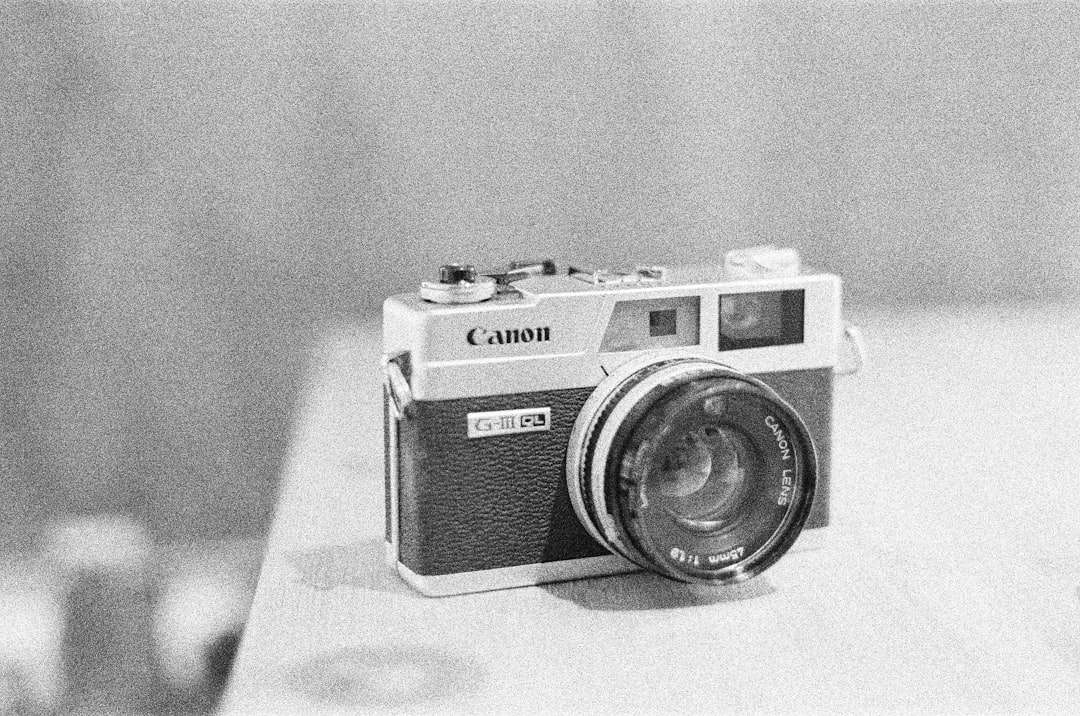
[385,273,843,401]
[389,530,824,597]
[395,554,637,597]
[835,323,866,376]
[384,540,396,566]
[381,366,404,570]
[382,353,414,418]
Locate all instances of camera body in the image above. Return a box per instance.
[383,248,857,596]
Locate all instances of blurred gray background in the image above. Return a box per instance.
[3,0,1079,550]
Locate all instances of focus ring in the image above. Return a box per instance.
[576,359,689,566]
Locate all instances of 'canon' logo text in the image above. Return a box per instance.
[467,326,551,346]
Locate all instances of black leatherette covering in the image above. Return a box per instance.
[758,369,832,530]
[395,388,609,576]
[389,369,832,577]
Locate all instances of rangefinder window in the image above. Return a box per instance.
[719,290,804,351]
[600,297,700,353]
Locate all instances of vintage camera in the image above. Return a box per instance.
[383,247,863,596]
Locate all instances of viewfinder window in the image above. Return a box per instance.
[649,309,678,337]
[719,290,804,351]
[601,297,700,353]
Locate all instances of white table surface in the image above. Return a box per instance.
[224,304,1080,714]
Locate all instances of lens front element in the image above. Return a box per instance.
[569,357,817,585]
[656,424,757,534]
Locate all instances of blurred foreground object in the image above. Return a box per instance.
[0,515,261,714]
[153,540,255,711]
[0,560,63,715]
[46,516,158,713]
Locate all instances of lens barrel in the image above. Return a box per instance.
[568,356,817,585]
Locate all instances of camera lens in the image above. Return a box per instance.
[655,424,756,534]
[568,357,816,585]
